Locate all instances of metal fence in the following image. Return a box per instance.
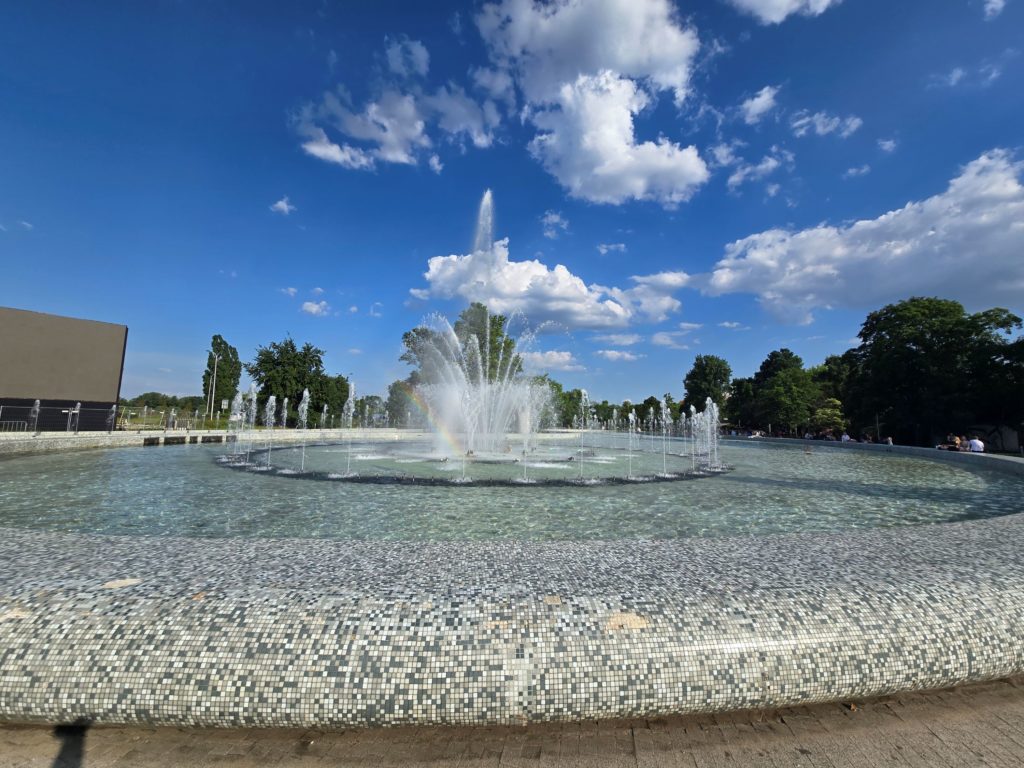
[0,402,232,435]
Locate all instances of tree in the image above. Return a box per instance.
[640,395,662,424]
[809,354,851,403]
[452,302,521,382]
[201,335,241,414]
[319,374,350,422]
[401,303,522,384]
[723,377,756,427]
[753,348,803,389]
[244,337,348,420]
[593,400,614,424]
[844,297,1023,445]
[810,397,847,434]
[757,366,819,434]
[559,388,585,427]
[683,355,732,411]
[386,378,418,427]
[529,374,563,429]
[354,395,385,426]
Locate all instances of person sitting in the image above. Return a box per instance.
[841,432,851,443]
[968,436,985,453]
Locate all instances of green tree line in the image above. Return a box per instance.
[713,297,1023,447]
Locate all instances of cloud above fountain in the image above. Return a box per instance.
[410,190,688,329]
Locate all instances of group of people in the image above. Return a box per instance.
[937,433,985,452]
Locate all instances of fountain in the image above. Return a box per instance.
[215,190,726,486]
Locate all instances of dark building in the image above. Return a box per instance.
[0,307,128,432]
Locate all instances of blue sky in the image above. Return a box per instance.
[1,0,1021,402]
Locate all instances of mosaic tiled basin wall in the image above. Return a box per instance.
[0,447,1023,727]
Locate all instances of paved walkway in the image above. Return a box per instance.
[3,677,1024,767]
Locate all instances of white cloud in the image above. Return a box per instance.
[709,140,744,167]
[678,322,703,331]
[931,52,1017,89]
[843,164,871,178]
[521,350,584,372]
[718,321,751,330]
[530,72,709,206]
[270,196,296,215]
[300,126,375,170]
[985,0,1007,19]
[729,155,780,189]
[596,349,644,362]
[597,243,626,254]
[725,0,844,24]
[369,302,383,317]
[937,67,967,87]
[727,146,793,190]
[980,62,1004,84]
[414,238,686,329]
[311,287,324,295]
[740,85,779,124]
[476,0,707,206]
[301,300,330,316]
[299,36,500,172]
[477,0,700,105]
[19,221,33,230]
[385,36,430,78]
[651,332,690,349]
[424,84,498,148]
[450,11,463,37]
[705,149,1024,322]
[472,66,516,110]
[791,110,862,138]
[878,138,897,153]
[592,333,643,346]
[629,271,691,289]
[281,287,298,297]
[348,348,363,355]
[765,183,781,197]
[541,210,569,239]
[319,89,430,165]
[349,305,358,313]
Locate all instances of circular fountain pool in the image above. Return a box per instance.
[1,437,1024,729]
[0,438,1020,539]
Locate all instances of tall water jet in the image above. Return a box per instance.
[343,383,355,476]
[577,390,589,482]
[660,398,670,476]
[343,383,355,429]
[264,395,277,467]
[297,388,310,471]
[245,384,257,463]
[473,188,494,254]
